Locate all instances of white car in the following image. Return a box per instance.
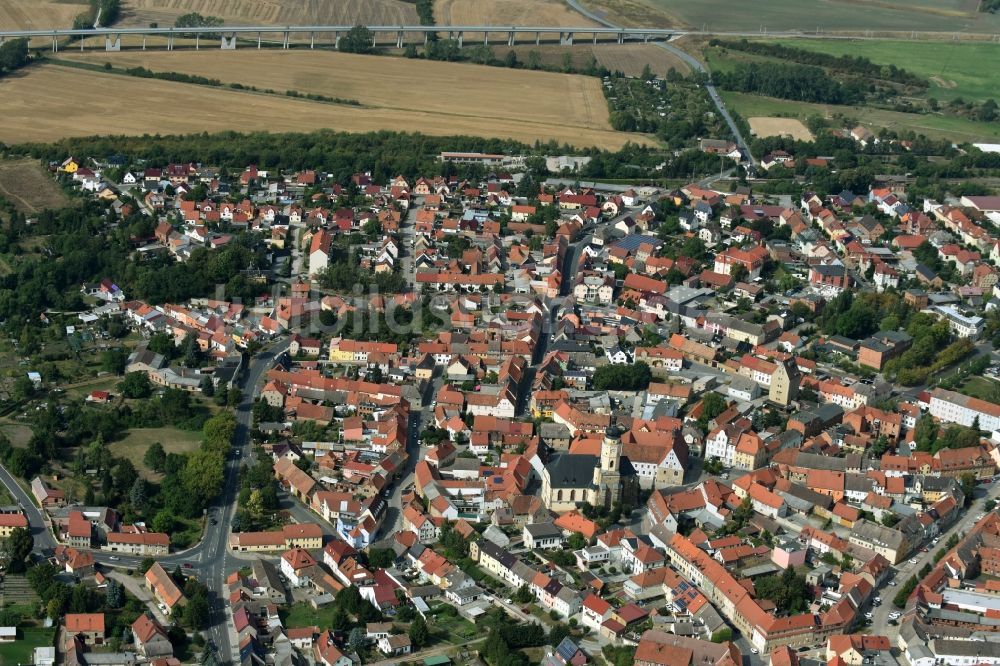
[864,612,873,619]
[751,648,758,655]
[909,558,918,564]
[889,612,901,620]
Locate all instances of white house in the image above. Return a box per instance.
[523,523,564,550]
[280,548,316,588]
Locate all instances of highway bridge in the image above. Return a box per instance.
[0,24,684,51]
[2,24,996,52]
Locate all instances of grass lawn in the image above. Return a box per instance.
[769,39,1000,103]
[958,376,1000,403]
[108,427,203,479]
[720,91,1000,142]
[281,602,339,629]
[426,605,479,644]
[0,421,32,449]
[0,627,55,666]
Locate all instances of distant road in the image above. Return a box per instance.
[564,0,756,166]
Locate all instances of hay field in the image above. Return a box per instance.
[433,0,598,27]
[119,0,418,28]
[61,50,632,142]
[749,117,813,141]
[0,62,648,149]
[0,158,70,213]
[506,43,690,77]
[0,0,88,30]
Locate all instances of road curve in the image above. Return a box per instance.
[564,0,756,166]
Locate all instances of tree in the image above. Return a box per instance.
[4,527,33,573]
[0,39,29,74]
[182,449,225,503]
[348,627,366,654]
[368,548,396,569]
[913,412,938,452]
[129,478,147,511]
[592,362,652,391]
[711,627,733,642]
[184,594,210,630]
[144,442,167,472]
[106,580,124,609]
[567,532,586,550]
[729,262,749,282]
[119,371,153,399]
[139,557,155,573]
[408,614,429,649]
[512,584,534,604]
[960,473,977,507]
[101,348,129,375]
[339,25,376,54]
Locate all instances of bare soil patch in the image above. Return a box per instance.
[748,116,814,141]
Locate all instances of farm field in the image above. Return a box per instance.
[42,51,646,148]
[119,0,418,28]
[433,0,597,27]
[721,91,1000,143]
[0,158,71,214]
[769,39,1000,103]
[583,0,1000,32]
[507,43,690,77]
[108,426,203,479]
[748,117,813,141]
[0,0,87,30]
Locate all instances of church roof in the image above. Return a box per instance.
[546,454,599,489]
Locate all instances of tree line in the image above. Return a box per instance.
[713,61,864,105]
[710,39,927,88]
[0,39,29,77]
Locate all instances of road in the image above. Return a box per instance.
[564,0,755,167]
[870,483,1000,636]
[0,464,57,553]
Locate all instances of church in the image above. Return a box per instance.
[540,424,639,512]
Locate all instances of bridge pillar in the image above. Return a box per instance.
[508,31,515,46]
[593,32,598,44]
[397,30,404,48]
[644,33,650,43]
[80,36,84,51]
[617,32,625,44]
[483,32,488,46]
[221,33,237,50]
[560,32,573,45]
[458,31,463,47]
[258,32,262,49]
[424,32,429,46]
[311,32,315,49]
[535,32,540,45]
[167,35,173,50]
[104,34,120,51]
[334,31,341,49]
[142,35,146,50]
[195,34,200,50]
[283,31,290,49]
[51,35,58,52]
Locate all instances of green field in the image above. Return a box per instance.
[630,0,1000,32]
[770,39,1000,102]
[0,627,55,666]
[108,427,203,479]
[280,602,339,629]
[958,376,1000,403]
[720,91,1000,142]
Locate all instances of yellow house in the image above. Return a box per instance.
[0,512,27,537]
[60,157,80,173]
[328,339,355,362]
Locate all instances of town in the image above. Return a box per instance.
[1,143,1000,666]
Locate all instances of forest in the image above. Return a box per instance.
[713,62,864,105]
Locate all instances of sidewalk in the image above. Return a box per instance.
[109,569,170,625]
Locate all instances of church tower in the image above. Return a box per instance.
[593,423,623,508]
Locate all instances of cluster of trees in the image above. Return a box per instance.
[710,40,926,88]
[592,362,652,391]
[174,12,224,29]
[316,261,407,294]
[73,0,120,28]
[234,448,282,532]
[338,25,378,54]
[481,609,547,666]
[0,39,29,76]
[117,65,224,88]
[411,0,435,25]
[1,527,33,573]
[913,413,984,454]
[714,62,864,105]
[817,290,880,340]
[882,310,972,386]
[754,568,812,613]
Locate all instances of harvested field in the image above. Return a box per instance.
[0,0,88,30]
[748,117,813,141]
[507,43,690,77]
[0,158,71,214]
[42,52,648,147]
[433,0,597,27]
[119,0,418,28]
